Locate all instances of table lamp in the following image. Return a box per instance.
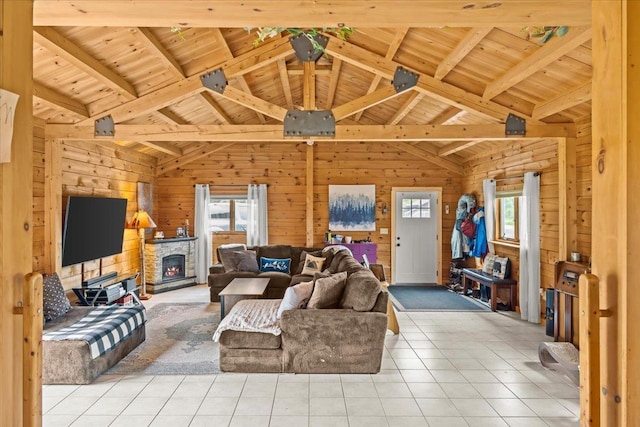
[127,209,157,300]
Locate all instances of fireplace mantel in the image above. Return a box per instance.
[145,237,197,294]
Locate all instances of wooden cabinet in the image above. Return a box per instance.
[326,243,377,263]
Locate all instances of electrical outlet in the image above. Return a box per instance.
[380,228,389,235]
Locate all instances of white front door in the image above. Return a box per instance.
[394,191,439,283]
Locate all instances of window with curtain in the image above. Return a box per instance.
[495,190,521,244]
[209,195,247,233]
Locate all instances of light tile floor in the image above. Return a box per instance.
[43,285,579,426]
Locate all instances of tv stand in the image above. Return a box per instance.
[73,273,140,306]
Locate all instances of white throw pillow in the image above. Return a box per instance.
[276,281,313,319]
[301,253,326,276]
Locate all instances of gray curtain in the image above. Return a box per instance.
[194,184,211,284]
[247,184,268,246]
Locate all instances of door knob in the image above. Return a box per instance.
[396,243,400,247]
[397,237,400,240]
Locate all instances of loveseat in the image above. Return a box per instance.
[208,244,324,302]
[214,249,389,374]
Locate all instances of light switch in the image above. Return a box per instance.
[380,228,389,235]
[445,204,450,214]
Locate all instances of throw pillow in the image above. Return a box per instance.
[492,256,510,279]
[301,253,326,276]
[340,270,382,311]
[307,271,348,309]
[232,250,259,273]
[482,254,497,275]
[276,281,314,319]
[42,272,71,322]
[259,257,292,274]
[295,250,323,274]
[218,244,247,272]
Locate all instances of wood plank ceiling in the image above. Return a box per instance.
[32,1,592,168]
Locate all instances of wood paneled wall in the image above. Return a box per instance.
[156,141,463,279]
[33,133,157,291]
[461,135,592,312]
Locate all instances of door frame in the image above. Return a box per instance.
[390,187,443,285]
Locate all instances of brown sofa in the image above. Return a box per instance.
[217,250,389,374]
[208,244,323,302]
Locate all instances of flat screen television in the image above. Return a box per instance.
[62,196,128,267]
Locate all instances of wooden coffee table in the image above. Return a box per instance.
[219,278,270,319]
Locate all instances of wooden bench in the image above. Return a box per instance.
[462,268,517,312]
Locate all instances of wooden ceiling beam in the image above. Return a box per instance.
[33,1,592,27]
[199,92,233,124]
[33,82,89,118]
[333,85,406,121]
[46,123,576,142]
[429,106,464,124]
[326,58,343,109]
[277,59,294,110]
[435,27,492,80]
[211,86,288,121]
[355,28,409,121]
[212,28,267,124]
[437,140,485,156]
[34,27,137,99]
[387,92,424,125]
[395,142,463,175]
[532,80,592,120]
[156,108,190,125]
[76,36,294,125]
[134,27,185,79]
[324,35,539,124]
[303,62,316,110]
[483,26,592,99]
[157,143,236,175]
[288,65,332,76]
[137,141,183,156]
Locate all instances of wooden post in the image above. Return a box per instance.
[23,273,43,427]
[303,61,316,247]
[558,137,577,261]
[591,1,640,425]
[44,138,62,275]
[0,1,34,425]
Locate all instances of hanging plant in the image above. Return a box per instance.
[521,26,569,44]
[250,27,354,52]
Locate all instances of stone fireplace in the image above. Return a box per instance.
[145,237,197,294]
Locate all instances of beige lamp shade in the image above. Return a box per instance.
[127,209,157,229]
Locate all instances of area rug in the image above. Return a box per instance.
[106,303,220,375]
[388,285,490,312]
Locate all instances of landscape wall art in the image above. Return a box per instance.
[328,185,376,231]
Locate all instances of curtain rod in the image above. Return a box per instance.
[192,184,269,187]
[492,172,540,182]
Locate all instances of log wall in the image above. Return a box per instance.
[156,141,464,279]
[461,134,592,313]
[33,133,157,291]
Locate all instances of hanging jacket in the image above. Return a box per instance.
[470,207,488,258]
[451,223,463,259]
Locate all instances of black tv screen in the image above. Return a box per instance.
[62,196,128,267]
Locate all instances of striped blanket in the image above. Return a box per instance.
[213,299,281,342]
[43,305,146,359]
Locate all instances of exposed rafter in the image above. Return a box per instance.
[429,106,464,125]
[134,27,186,79]
[326,58,343,109]
[75,35,294,125]
[34,27,138,99]
[303,62,316,110]
[33,82,89,118]
[437,140,485,157]
[533,81,592,120]
[33,1,592,28]
[333,85,406,121]
[155,108,190,125]
[137,141,183,156]
[46,123,576,142]
[387,92,424,125]
[354,28,409,121]
[157,143,236,175]
[483,26,592,99]
[199,92,233,124]
[324,35,540,124]
[277,59,294,110]
[211,86,288,121]
[394,142,463,175]
[434,27,492,80]
[211,28,267,124]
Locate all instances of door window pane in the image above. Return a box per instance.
[402,198,431,219]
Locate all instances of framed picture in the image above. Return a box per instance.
[329,184,376,231]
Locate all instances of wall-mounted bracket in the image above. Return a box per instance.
[392,66,419,92]
[290,33,328,62]
[505,113,526,136]
[284,110,335,137]
[95,115,115,137]
[200,68,227,94]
